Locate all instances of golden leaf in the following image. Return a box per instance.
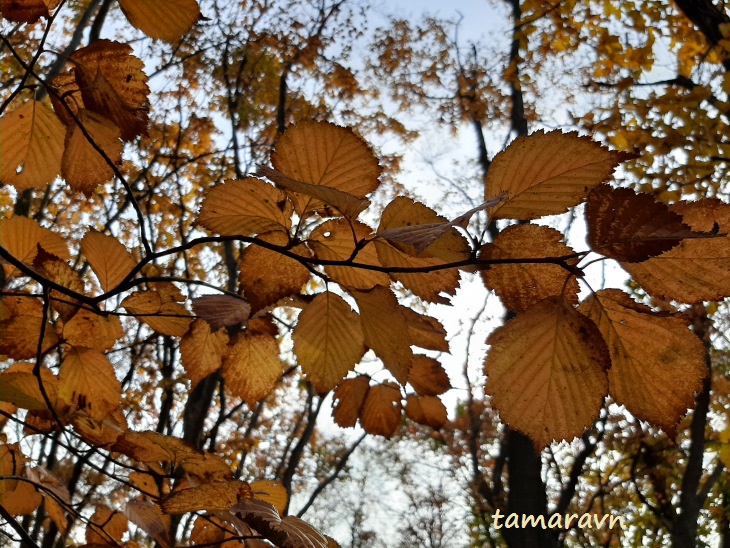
[0,100,65,191]
[250,480,288,515]
[238,231,311,312]
[407,355,451,397]
[404,395,448,429]
[484,297,610,450]
[161,481,252,514]
[0,362,59,411]
[479,224,580,313]
[0,479,42,516]
[401,308,449,352]
[359,382,402,438]
[222,332,283,407]
[486,130,627,220]
[0,216,69,278]
[579,289,706,435]
[292,292,365,393]
[122,289,191,337]
[332,376,370,428]
[71,410,126,448]
[118,0,201,42]
[85,505,128,545]
[309,219,390,290]
[80,230,136,292]
[129,472,160,499]
[196,178,292,236]
[180,319,229,389]
[270,120,381,216]
[352,286,412,385]
[58,346,121,421]
[0,296,59,359]
[63,309,123,352]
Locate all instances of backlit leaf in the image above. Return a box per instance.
[0,366,59,411]
[404,395,447,429]
[484,296,610,449]
[0,296,59,359]
[292,292,365,393]
[485,130,627,220]
[407,355,451,397]
[0,0,60,22]
[122,289,192,337]
[80,231,136,292]
[353,286,412,385]
[578,289,706,435]
[0,479,41,516]
[401,308,449,352]
[85,505,128,545]
[161,481,253,514]
[479,224,580,313]
[0,216,69,278]
[33,248,85,322]
[222,332,283,407]
[0,100,65,191]
[180,319,229,389]
[118,0,201,42]
[332,376,370,428]
[251,480,288,515]
[191,295,250,330]
[63,309,123,352]
[196,178,292,236]
[125,500,172,548]
[58,346,121,421]
[359,382,402,438]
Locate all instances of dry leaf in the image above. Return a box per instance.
[180,319,229,389]
[332,376,370,428]
[404,395,448,429]
[191,295,251,329]
[222,332,283,407]
[80,230,136,292]
[407,355,451,397]
[359,382,402,438]
[117,0,201,42]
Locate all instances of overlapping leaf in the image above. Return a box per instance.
[485,130,627,220]
[404,395,447,429]
[222,332,283,407]
[0,100,65,191]
[122,289,191,337]
[0,215,69,278]
[196,178,292,236]
[58,346,121,421]
[332,376,370,428]
[484,296,610,449]
[63,309,123,351]
[85,505,128,545]
[359,382,402,438]
[251,480,288,515]
[161,481,253,514]
[180,319,229,389]
[479,224,580,313]
[80,230,136,292]
[124,500,172,548]
[33,248,85,321]
[407,355,451,396]
[400,308,449,352]
[292,292,365,392]
[578,289,706,434]
[0,296,59,359]
[0,0,60,22]
[191,295,250,330]
[118,0,201,42]
[0,363,59,411]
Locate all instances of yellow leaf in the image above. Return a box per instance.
[161,481,252,514]
[0,363,59,411]
[0,100,65,191]
[71,409,126,448]
[486,130,628,220]
[479,224,580,313]
[85,505,128,544]
[0,478,42,516]
[332,376,370,428]
[58,346,121,421]
[222,332,283,407]
[80,230,136,292]
[33,248,85,322]
[63,309,123,351]
[404,395,448,429]
[118,0,201,42]
[196,178,292,236]
[579,289,706,435]
[359,382,402,438]
[484,296,610,450]
[238,231,311,312]
[129,472,160,499]
[353,286,412,385]
[270,121,381,216]
[122,289,192,337]
[292,292,365,393]
[0,296,59,359]
[309,219,390,290]
[407,355,451,396]
[0,216,69,278]
[61,110,123,195]
[250,480,288,515]
[180,319,229,389]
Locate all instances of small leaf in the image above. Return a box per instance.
[222,332,283,407]
[359,382,402,438]
[180,319,229,389]
[292,292,366,393]
[117,0,201,42]
[486,130,628,220]
[484,297,610,450]
[80,230,136,292]
[407,355,451,396]
[58,346,121,421]
[405,395,448,429]
[250,480,288,515]
[191,295,250,329]
[332,376,370,428]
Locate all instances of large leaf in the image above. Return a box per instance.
[58,346,121,421]
[621,198,730,303]
[484,296,610,449]
[161,481,253,514]
[222,332,283,407]
[292,292,365,393]
[485,130,627,220]
[118,0,201,42]
[479,224,580,313]
[0,296,59,359]
[578,289,706,435]
[80,230,136,292]
[63,309,123,352]
[0,100,65,191]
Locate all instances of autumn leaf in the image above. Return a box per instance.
[270,120,381,216]
[0,100,65,191]
[401,308,449,352]
[0,216,69,278]
[578,289,706,435]
[122,289,191,337]
[180,319,229,389]
[404,395,448,429]
[124,500,172,548]
[238,231,311,312]
[117,0,201,42]
[161,481,253,514]
[586,185,714,262]
[0,364,59,411]
[80,230,136,292]
[407,355,451,396]
[484,297,610,449]
[85,505,128,545]
[0,0,60,22]
[353,286,413,385]
[332,376,370,428]
[479,224,580,313]
[359,382,402,438]
[622,198,730,303]
[0,296,59,359]
[309,219,390,290]
[251,480,288,515]
[196,178,293,236]
[0,478,42,516]
[33,248,85,322]
[58,346,121,421]
[222,332,283,407]
[191,295,251,330]
[292,292,365,393]
[62,309,123,352]
[485,130,628,220]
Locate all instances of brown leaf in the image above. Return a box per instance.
[484,297,610,449]
[0,0,60,22]
[359,382,402,438]
[85,505,128,545]
[578,289,706,435]
[404,395,448,429]
[479,224,580,313]
[125,500,172,548]
[331,376,370,428]
[352,286,412,385]
[117,0,201,42]
[292,292,365,393]
[0,296,59,359]
[58,346,121,421]
[401,308,449,352]
[161,481,253,514]
[407,355,451,396]
[486,130,628,220]
[222,332,283,407]
[180,319,229,389]
[0,478,42,516]
[191,295,251,329]
[33,248,85,322]
[122,289,191,337]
